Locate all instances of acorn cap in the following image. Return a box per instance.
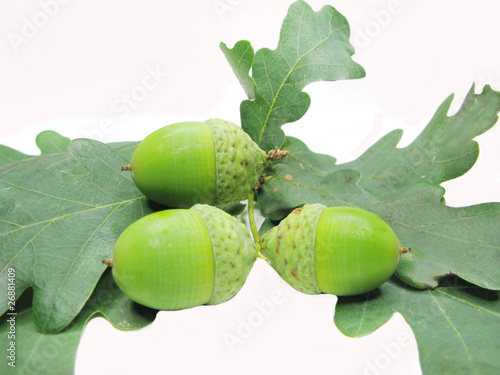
[191,204,257,305]
[207,118,267,206]
[259,203,326,294]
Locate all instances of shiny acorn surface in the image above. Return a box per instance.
[259,204,401,296]
[109,204,256,310]
[124,119,267,208]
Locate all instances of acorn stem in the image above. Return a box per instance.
[102,259,113,267]
[121,164,132,171]
[256,251,270,264]
[400,247,411,254]
[266,147,289,161]
[247,192,260,242]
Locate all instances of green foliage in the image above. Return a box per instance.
[0,146,30,167]
[335,277,500,375]
[222,0,365,151]
[222,1,500,373]
[0,0,499,374]
[0,131,70,167]
[338,85,500,191]
[0,139,150,333]
[0,270,156,375]
[220,40,256,99]
[257,86,500,291]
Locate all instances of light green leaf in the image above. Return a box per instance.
[220,40,256,99]
[239,0,365,151]
[36,131,71,156]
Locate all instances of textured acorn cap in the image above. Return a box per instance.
[206,118,267,206]
[259,204,326,294]
[191,204,257,305]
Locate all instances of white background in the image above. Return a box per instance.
[1,1,500,374]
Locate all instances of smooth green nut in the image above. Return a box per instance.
[110,204,256,310]
[125,118,267,208]
[259,204,401,296]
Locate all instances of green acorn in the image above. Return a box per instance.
[105,204,256,310]
[259,204,402,296]
[123,118,285,208]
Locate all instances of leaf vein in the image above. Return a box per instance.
[40,203,123,331]
[0,197,144,239]
[1,221,51,275]
[428,290,475,372]
[435,288,500,318]
[286,152,330,175]
[273,175,356,206]
[257,20,337,145]
[1,181,96,209]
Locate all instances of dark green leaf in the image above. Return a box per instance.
[385,186,500,290]
[271,85,500,193]
[337,85,500,192]
[260,163,500,290]
[220,40,256,99]
[220,202,246,216]
[268,136,337,174]
[258,217,278,236]
[258,86,500,290]
[259,167,376,220]
[0,139,152,333]
[335,277,500,375]
[0,269,157,375]
[240,0,365,150]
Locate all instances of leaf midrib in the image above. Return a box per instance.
[1,180,96,209]
[428,290,476,373]
[40,133,69,155]
[256,10,342,145]
[277,169,499,248]
[40,203,123,332]
[436,288,500,317]
[286,151,331,175]
[270,174,357,207]
[0,196,145,275]
[359,147,478,184]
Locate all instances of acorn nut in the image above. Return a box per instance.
[259,204,401,296]
[107,204,256,310]
[123,118,272,208]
